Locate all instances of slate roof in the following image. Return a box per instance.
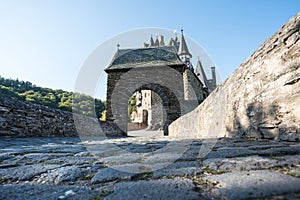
[196,59,209,88]
[105,46,183,72]
[178,31,192,58]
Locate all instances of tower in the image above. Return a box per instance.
[211,66,217,89]
[196,58,209,88]
[178,30,193,71]
[150,35,155,47]
[178,30,192,60]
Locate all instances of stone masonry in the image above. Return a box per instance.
[0,97,124,137]
[0,131,299,199]
[105,44,209,136]
[0,12,299,200]
[105,66,184,135]
[183,69,208,103]
[169,12,300,141]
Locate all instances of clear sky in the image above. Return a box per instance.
[0,0,299,100]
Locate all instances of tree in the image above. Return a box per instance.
[128,94,137,121]
[0,75,106,117]
[100,110,106,121]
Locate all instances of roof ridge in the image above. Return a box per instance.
[105,46,183,71]
[117,45,176,51]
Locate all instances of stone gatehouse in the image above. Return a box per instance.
[105,31,216,135]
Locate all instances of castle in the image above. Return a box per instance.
[143,30,217,91]
[105,30,217,134]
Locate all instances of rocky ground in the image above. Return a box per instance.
[0,130,299,200]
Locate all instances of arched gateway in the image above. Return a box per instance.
[105,31,216,136]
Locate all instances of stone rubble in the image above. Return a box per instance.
[0,97,124,137]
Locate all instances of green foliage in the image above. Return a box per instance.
[0,75,106,118]
[129,95,136,106]
[100,110,106,121]
[0,85,25,100]
[128,94,137,120]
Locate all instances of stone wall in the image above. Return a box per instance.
[105,70,126,122]
[105,65,210,135]
[183,69,209,103]
[149,92,166,130]
[0,97,124,137]
[105,66,186,135]
[169,12,300,141]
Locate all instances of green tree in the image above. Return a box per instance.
[100,110,106,121]
[0,75,106,118]
[128,94,137,121]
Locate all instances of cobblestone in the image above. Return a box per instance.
[0,131,299,199]
[203,170,300,200]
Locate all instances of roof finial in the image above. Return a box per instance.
[117,44,120,49]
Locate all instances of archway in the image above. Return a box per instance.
[108,66,192,136]
[113,82,182,136]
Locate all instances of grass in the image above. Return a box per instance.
[161,175,176,179]
[192,175,218,189]
[287,171,300,178]
[211,147,218,151]
[202,166,227,175]
[132,171,153,180]
[270,157,285,161]
[80,173,95,181]
[79,152,94,157]
[271,166,300,178]
[0,177,14,184]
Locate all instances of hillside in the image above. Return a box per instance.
[0,76,106,119]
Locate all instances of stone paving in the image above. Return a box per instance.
[0,130,299,199]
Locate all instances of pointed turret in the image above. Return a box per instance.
[168,38,174,46]
[150,35,155,47]
[178,29,192,58]
[154,35,159,46]
[196,58,209,88]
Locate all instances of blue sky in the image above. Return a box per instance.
[0,0,299,100]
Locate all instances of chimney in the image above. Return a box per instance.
[160,35,165,46]
[211,66,217,89]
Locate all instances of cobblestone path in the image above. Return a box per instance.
[0,130,299,199]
